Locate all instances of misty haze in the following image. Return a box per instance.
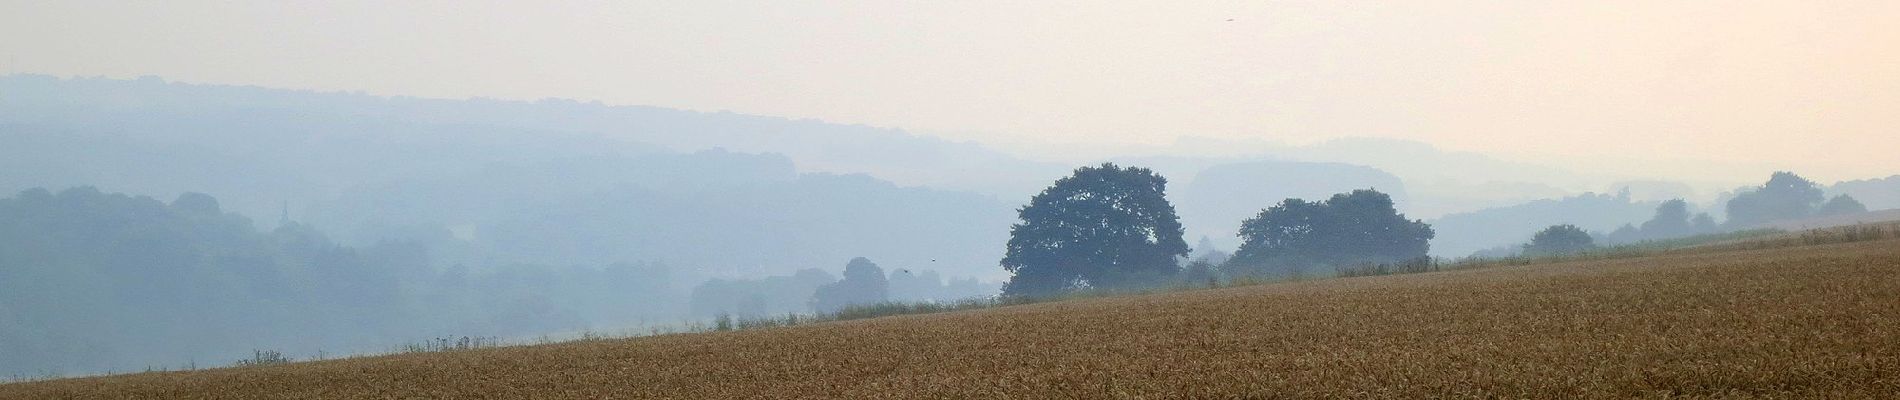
[3,2,1899,398]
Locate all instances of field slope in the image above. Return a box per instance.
[6,239,1899,398]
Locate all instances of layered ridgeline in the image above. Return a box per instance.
[0,75,1069,203]
[4,76,1896,278]
[2,75,1035,376]
[4,74,1788,265]
[6,75,1899,377]
[0,75,1019,281]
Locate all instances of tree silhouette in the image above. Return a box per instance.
[1691,213,1719,234]
[811,257,889,313]
[1638,199,1693,239]
[1524,224,1595,256]
[1816,194,1868,217]
[1725,172,1825,227]
[1224,189,1433,277]
[1001,163,1189,297]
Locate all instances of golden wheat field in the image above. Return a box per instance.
[6,238,1899,399]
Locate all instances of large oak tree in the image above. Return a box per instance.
[1001,164,1189,297]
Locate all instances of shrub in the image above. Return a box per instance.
[232,350,292,367]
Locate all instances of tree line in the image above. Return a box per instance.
[1524,171,1868,256]
[995,166,1877,298]
[687,257,994,319]
[998,164,1434,298]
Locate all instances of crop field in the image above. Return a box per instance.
[5,236,1898,398]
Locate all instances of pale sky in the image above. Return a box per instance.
[4,1,1897,184]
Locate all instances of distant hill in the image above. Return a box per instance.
[1428,191,1659,257]
[1168,160,1408,249]
[0,74,1068,205]
[0,75,1016,280]
[1737,208,1900,232]
[1830,175,1900,211]
[1149,136,1599,218]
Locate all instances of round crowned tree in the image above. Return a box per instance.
[1524,224,1596,256]
[1001,163,1189,297]
[1224,189,1432,277]
[1816,194,1867,217]
[811,257,889,313]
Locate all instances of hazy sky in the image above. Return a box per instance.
[4,1,1897,184]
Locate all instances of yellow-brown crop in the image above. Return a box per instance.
[5,238,1896,398]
